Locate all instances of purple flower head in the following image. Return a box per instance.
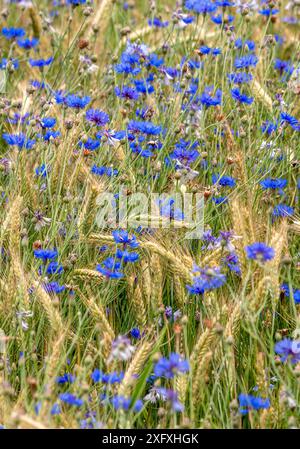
[86,109,110,127]
[274,338,300,364]
[154,353,189,379]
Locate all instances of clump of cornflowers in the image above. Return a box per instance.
[245,242,275,262]
[274,338,300,364]
[101,394,143,412]
[187,265,226,295]
[59,393,84,407]
[64,94,91,109]
[272,204,294,219]
[260,178,287,191]
[33,248,58,262]
[154,353,189,379]
[29,57,54,67]
[238,394,270,414]
[2,27,25,40]
[91,370,124,384]
[96,257,124,279]
[2,133,35,150]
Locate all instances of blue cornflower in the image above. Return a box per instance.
[245,242,275,262]
[281,284,300,304]
[238,394,270,415]
[231,88,253,104]
[259,8,279,16]
[29,57,54,67]
[0,58,19,70]
[158,197,184,221]
[213,196,228,205]
[91,370,124,384]
[40,117,56,129]
[128,120,162,135]
[157,388,184,412]
[200,86,222,107]
[96,257,124,279]
[115,249,139,263]
[130,328,141,339]
[17,37,39,49]
[35,164,48,178]
[272,204,294,217]
[79,138,100,151]
[222,252,241,275]
[133,79,155,95]
[2,27,25,39]
[86,109,109,127]
[2,133,35,149]
[43,130,61,141]
[51,404,61,415]
[56,373,75,384]
[260,178,287,189]
[112,230,139,248]
[212,174,236,187]
[234,38,255,51]
[274,59,294,76]
[115,86,139,101]
[261,120,278,135]
[67,0,88,4]
[91,165,118,176]
[234,54,258,69]
[280,112,300,131]
[227,72,253,84]
[187,266,226,294]
[274,338,300,364]
[154,353,189,379]
[46,261,63,275]
[33,248,58,261]
[65,94,90,109]
[59,393,83,407]
[44,281,65,294]
[185,0,218,14]
[108,395,143,412]
[169,139,199,165]
[148,17,169,28]
[211,14,234,24]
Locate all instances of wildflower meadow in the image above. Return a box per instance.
[0,0,300,432]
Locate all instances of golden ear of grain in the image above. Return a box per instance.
[72,268,104,284]
[252,80,273,111]
[140,261,152,307]
[267,220,288,300]
[230,197,254,275]
[32,280,63,334]
[5,196,30,309]
[150,253,164,310]
[128,275,147,328]
[78,289,115,340]
[118,339,153,397]
[28,6,42,38]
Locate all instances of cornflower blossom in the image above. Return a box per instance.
[108,335,136,363]
[274,338,300,363]
[187,265,226,294]
[154,353,189,378]
[238,394,270,414]
[245,242,275,262]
